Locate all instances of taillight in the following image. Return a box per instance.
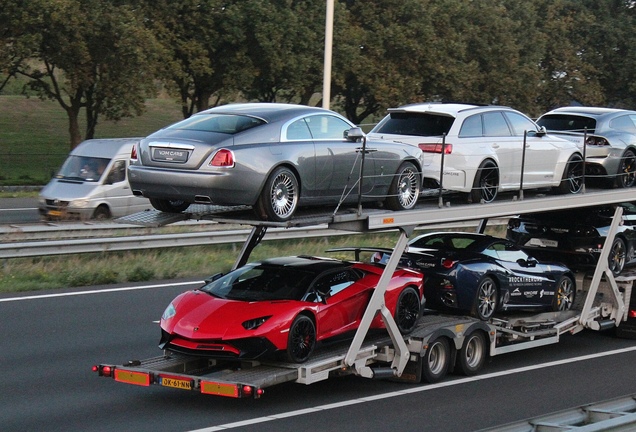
[210,149,235,167]
[130,143,138,160]
[629,309,636,319]
[419,143,453,154]
[441,258,458,269]
[585,136,609,146]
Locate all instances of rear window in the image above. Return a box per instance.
[537,114,596,133]
[166,114,266,134]
[373,112,454,137]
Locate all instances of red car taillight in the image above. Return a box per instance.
[419,143,453,154]
[629,309,636,319]
[210,149,235,167]
[130,143,138,160]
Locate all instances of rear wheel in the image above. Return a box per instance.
[255,167,299,222]
[149,198,190,213]
[469,160,498,203]
[385,162,420,211]
[474,276,497,321]
[394,286,421,334]
[286,315,316,363]
[616,149,636,188]
[421,337,451,383]
[608,237,627,275]
[456,331,487,376]
[552,275,575,311]
[554,154,584,194]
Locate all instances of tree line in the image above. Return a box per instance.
[1,0,635,148]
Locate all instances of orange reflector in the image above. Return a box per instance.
[383,217,395,224]
[200,381,239,397]
[114,369,151,386]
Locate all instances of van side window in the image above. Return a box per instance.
[107,160,126,183]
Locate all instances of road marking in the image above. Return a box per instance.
[186,345,636,432]
[0,207,37,211]
[0,280,203,302]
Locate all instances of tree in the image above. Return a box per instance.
[1,0,162,148]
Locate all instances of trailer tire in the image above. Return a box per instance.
[395,286,421,334]
[421,337,450,383]
[286,314,316,363]
[456,331,487,376]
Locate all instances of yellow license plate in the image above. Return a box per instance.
[114,369,150,386]
[160,376,192,390]
[200,381,239,397]
[48,210,62,217]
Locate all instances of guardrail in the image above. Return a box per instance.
[0,220,499,259]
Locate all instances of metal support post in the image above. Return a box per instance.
[344,226,416,377]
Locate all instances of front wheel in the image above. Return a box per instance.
[92,205,111,220]
[421,337,451,383]
[473,276,497,321]
[385,162,420,211]
[255,167,299,222]
[286,315,316,363]
[608,237,627,275]
[469,160,498,204]
[616,149,636,188]
[554,154,584,194]
[149,198,190,213]
[456,331,487,376]
[394,286,421,334]
[552,275,575,311]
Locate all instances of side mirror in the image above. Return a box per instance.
[345,127,365,142]
[517,258,538,268]
[536,126,547,136]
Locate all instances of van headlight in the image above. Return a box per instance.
[70,199,90,208]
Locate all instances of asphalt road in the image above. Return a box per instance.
[0,197,40,224]
[2,281,636,432]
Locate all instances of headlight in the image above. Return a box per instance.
[70,199,90,208]
[162,303,176,321]
[242,316,272,330]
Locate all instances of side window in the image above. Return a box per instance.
[483,112,512,137]
[504,111,538,136]
[486,242,528,262]
[305,115,351,140]
[107,160,126,183]
[610,115,636,133]
[314,270,359,297]
[285,118,313,140]
[459,114,483,137]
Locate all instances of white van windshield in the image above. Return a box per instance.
[56,156,110,182]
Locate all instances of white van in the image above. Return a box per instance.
[38,138,152,220]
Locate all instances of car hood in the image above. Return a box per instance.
[39,179,100,201]
[162,290,298,340]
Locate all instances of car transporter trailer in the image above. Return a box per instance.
[94,188,635,411]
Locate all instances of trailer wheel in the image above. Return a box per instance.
[395,286,421,334]
[286,315,316,363]
[421,337,450,383]
[474,276,497,321]
[456,331,487,376]
[552,275,575,311]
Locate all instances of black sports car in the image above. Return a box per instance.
[370,232,576,321]
[507,203,636,275]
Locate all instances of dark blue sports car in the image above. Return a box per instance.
[370,232,576,320]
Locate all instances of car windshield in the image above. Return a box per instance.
[201,263,316,301]
[166,114,266,134]
[56,155,110,182]
[373,112,454,137]
[537,114,597,133]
